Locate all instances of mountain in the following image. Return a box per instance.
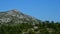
[0,9,60,34]
[0,9,40,25]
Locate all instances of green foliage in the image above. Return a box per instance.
[0,21,60,34]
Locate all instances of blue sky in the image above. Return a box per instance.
[0,0,60,22]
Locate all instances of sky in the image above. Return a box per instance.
[0,0,60,22]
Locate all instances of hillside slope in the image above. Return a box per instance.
[0,9,60,34]
[0,9,40,25]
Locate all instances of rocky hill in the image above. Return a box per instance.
[0,9,40,25]
[0,9,60,34]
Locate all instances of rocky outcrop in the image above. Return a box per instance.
[0,9,40,25]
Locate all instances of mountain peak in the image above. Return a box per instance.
[0,9,40,25]
[9,9,19,13]
[11,9,18,12]
[6,9,20,15]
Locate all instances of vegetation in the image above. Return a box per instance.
[0,21,60,34]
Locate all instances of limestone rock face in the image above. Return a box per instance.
[0,9,40,25]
